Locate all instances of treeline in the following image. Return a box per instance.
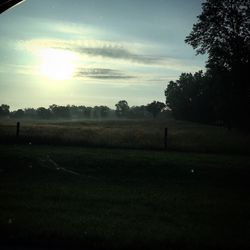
[0,101,168,120]
[165,71,219,124]
[165,0,250,129]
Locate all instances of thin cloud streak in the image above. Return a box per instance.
[20,38,203,73]
[75,68,135,80]
[75,46,164,65]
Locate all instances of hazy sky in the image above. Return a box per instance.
[0,0,206,110]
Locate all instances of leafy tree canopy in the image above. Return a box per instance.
[185,0,250,73]
[0,104,10,117]
[115,100,130,117]
[146,101,166,118]
[165,71,215,122]
[174,0,250,128]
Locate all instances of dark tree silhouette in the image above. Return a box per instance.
[115,100,130,118]
[24,108,37,118]
[146,101,165,118]
[68,105,82,119]
[49,104,70,119]
[165,71,214,122]
[11,109,24,118]
[37,107,51,119]
[185,0,250,71]
[99,106,110,118]
[129,105,146,119]
[84,107,92,118]
[0,104,10,117]
[93,106,100,118]
[185,0,250,128]
[92,106,110,118]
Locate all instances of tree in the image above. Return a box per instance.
[24,108,37,119]
[129,105,147,119]
[37,107,51,120]
[0,104,10,117]
[185,0,250,128]
[11,109,24,118]
[84,107,92,119]
[99,106,110,118]
[68,105,82,119]
[165,71,214,122]
[92,106,110,119]
[115,100,130,118]
[49,104,70,119]
[185,0,250,71]
[93,106,100,118]
[146,101,165,118]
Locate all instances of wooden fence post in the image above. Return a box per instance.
[164,127,168,149]
[16,122,20,138]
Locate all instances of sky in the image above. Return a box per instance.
[0,0,207,110]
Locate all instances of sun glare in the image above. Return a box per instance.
[38,48,77,81]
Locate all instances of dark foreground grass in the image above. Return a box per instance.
[0,145,250,249]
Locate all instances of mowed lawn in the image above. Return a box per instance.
[0,144,250,249]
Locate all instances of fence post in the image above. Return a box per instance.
[164,127,168,149]
[16,122,20,139]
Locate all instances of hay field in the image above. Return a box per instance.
[0,119,249,153]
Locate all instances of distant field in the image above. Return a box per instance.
[0,118,250,154]
[0,145,250,249]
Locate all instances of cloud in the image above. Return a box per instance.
[74,46,164,65]
[19,38,203,72]
[19,39,164,65]
[76,68,135,80]
[18,38,204,82]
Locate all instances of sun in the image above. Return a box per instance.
[38,48,77,81]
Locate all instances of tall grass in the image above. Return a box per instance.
[0,118,249,153]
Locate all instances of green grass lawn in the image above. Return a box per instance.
[0,144,250,249]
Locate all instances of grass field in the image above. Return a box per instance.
[1,118,250,153]
[0,119,250,249]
